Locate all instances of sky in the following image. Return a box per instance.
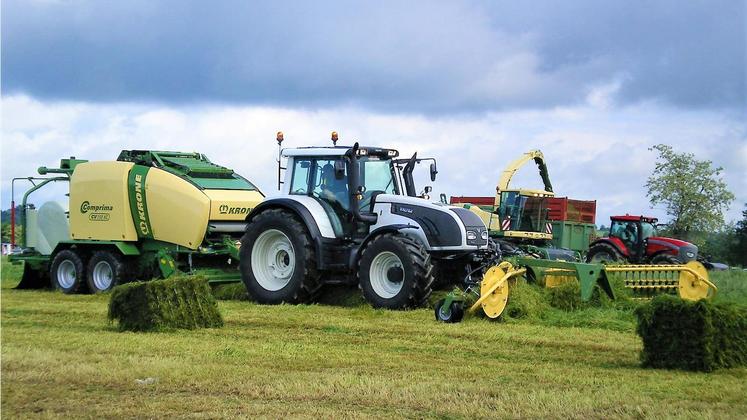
[2,0,746,226]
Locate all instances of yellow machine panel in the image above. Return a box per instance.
[69,162,138,241]
[203,189,264,221]
[465,205,501,231]
[145,169,210,249]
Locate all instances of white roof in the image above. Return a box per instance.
[282,147,350,157]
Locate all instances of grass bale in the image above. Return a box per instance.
[109,275,223,332]
[635,295,747,372]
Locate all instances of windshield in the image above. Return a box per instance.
[641,222,657,239]
[498,191,548,232]
[359,156,396,209]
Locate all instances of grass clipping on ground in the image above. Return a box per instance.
[109,275,223,332]
[635,295,747,372]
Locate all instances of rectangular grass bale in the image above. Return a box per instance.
[635,295,747,372]
[108,275,223,332]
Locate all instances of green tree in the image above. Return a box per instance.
[646,144,735,240]
[1,222,23,244]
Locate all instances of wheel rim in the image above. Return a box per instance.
[369,251,404,299]
[437,303,452,321]
[251,229,295,291]
[57,260,77,289]
[92,260,114,291]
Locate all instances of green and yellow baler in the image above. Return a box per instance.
[9,150,263,293]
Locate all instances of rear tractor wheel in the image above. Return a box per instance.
[239,209,320,304]
[586,243,623,264]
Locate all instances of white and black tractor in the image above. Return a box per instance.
[239,135,489,309]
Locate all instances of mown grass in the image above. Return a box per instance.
[2,257,747,418]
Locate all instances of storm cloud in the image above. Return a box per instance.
[3,0,744,113]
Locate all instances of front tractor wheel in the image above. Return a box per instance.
[239,209,320,304]
[49,249,86,294]
[358,234,434,309]
[651,253,681,265]
[86,251,128,293]
[586,243,624,264]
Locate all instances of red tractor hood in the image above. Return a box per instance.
[648,236,693,247]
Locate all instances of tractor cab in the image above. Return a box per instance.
[608,215,658,261]
[587,215,698,264]
[281,144,401,238]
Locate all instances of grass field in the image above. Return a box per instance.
[2,258,746,418]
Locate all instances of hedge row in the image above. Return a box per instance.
[635,295,747,372]
[108,275,223,332]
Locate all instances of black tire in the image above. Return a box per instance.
[358,233,434,309]
[585,242,623,264]
[49,249,86,294]
[651,253,680,265]
[434,298,465,323]
[239,209,320,304]
[86,251,128,293]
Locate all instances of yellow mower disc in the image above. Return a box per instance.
[678,261,710,301]
[480,263,511,318]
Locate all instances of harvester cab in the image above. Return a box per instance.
[450,150,583,261]
[452,150,554,240]
[238,132,489,309]
[586,215,699,265]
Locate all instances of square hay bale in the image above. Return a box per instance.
[108,275,223,332]
[635,295,747,372]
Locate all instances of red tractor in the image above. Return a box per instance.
[586,215,698,265]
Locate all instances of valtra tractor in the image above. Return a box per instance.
[586,215,698,265]
[237,133,490,310]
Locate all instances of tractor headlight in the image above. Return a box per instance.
[686,251,695,258]
[466,230,477,241]
[481,231,489,240]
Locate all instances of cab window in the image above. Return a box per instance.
[290,159,311,195]
[311,159,350,211]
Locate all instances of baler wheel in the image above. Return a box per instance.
[86,251,127,293]
[49,249,86,294]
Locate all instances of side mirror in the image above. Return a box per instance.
[334,160,345,180]
[429,163,438,182]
